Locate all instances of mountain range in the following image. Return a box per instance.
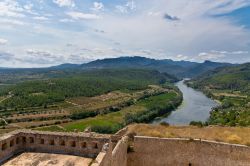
[51,56,232,78]
[0,56,233,84]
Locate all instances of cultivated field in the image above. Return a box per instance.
[38,90,181,133]
[1,84,181,134]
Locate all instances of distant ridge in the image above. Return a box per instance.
[0,56,233,78]
[50,63,80,69]
[80,56,232,78]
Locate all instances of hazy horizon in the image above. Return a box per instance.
[0,0,250,68]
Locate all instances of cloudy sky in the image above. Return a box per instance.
[0,0,250,67]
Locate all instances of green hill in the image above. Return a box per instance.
[81,57,232,78]
[0,68,177,109]
[186,63,250,126]
[0,57,232,84]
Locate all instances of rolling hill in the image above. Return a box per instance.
[186,63,250,126]
[0,56,232,84]
[80,56,232,78]
[0,68,177,109]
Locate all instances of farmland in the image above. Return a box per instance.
[39,90,182,133]
[0,69,182,134]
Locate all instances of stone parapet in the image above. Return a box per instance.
[0,130,110,164]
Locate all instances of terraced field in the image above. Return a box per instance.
[1,84,181,134]
[38,90,182,133]
[0,69,182,134]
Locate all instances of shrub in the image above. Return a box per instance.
[91,124,123,134]
[189,121,203,127]
[160,121,169,127]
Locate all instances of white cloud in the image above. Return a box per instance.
[91,2,104,12]
[126,0,136,10]
[23,3,33,10]
[232,51,249,54]
[176,54,188,60]
[194,50,249,62]
[115,6,128,13]
[148,11,161,16]
[59,18,74,23]
[0,38,8,45]
[25,49,64,64]
[197,52,226,61]
[33,16,49,21]
[1,0,250,67]
[0,0,25,17]
[116,0,136,13]
[0,18,25,25]
[53,0,75,7]
[66,12,100,20]
[26,49,55,57]
[211,50,249,55]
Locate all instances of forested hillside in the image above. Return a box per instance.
[0,69,177,109]
[0,57,232,83]
[81,56,232,78]
[186,63,250,126]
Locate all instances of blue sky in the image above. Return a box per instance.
[0,0,250,67]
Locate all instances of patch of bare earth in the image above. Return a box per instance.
[3,152,93,166]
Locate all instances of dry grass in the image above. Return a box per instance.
[127,124,250,146]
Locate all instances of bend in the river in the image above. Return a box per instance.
[155,80,218,125]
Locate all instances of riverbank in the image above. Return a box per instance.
[37,86,183,134]
[155,80,218,125]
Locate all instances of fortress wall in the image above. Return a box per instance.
[128,136,250,166]
[0,130,110,164]
[0,132,23,164]
[91,143,112,166]
[111,136,128,166]
[91,136,128,166]
[2,130,250,166]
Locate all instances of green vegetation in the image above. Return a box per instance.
[0,69,176,109]
[39,91,182,134]
[186,63,250,126]
[0,68,182,135]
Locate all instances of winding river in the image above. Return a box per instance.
[155,80,218,125]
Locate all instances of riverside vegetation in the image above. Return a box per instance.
[0,68,182,134]
[1,57,249,135]
[186,63,250,126]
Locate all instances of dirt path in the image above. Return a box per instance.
[0,95,12,103]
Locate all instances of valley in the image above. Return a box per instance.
[0,57,249,135]
[0,67,182,134]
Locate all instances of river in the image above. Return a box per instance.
[155,80,218,125]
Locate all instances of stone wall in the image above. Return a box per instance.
[0,131,21,164]
[91,143,112,166]
[0,130,110,164]
[91,132,128,166]
[128,136,250,166]
[111,136,128,166]
[2,130,250,166]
